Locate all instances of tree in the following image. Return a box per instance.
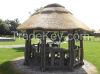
[0,18,20,35]
[0,19,6,35]
[5,18,20,34]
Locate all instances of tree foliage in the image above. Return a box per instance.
[0,18,20,35]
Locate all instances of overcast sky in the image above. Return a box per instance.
[0,0,100,30]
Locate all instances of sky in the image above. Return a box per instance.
[0,0,100,30]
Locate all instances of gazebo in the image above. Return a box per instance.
[17,3,91,71]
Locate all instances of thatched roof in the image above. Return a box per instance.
[17,3,91,31]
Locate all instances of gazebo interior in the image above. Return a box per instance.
[17,3,91,71]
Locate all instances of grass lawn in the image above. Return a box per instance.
[0,39,100,74]
[0,48,24,74]
[0,38,39,45]
[84,41,100,74]
[0,38,25,45]
[61,40,100,74]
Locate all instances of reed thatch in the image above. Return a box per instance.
[17,3,91,31]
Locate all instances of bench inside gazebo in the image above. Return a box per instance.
[17,3,91,72]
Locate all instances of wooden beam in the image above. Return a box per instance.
[51,50,55,66]
[68,30,74,71]
[80,34,84,65]
[40,31,46,71]
[24,30,32,65]
[60,50,64,67]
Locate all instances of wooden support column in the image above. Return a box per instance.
[80,33,84,65]
[72,30,75,65]
[60,50,64,67]
[58,31,61,47]
[51,50,55,66]
[24,30,32,65]
[40,31,46,71]
[68,30,74,71]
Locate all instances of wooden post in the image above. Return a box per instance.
[24,30,32,65]
[68,30,74,71]
[60,50,64,67]
[40,31,46,71]
[72,30,75,64]
[51,49,55,66]
[80,33,84,65]
[58,31,61,47]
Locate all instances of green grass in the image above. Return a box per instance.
[0,38,25,45]
[60,40,100,74]
[0,48,23,63]
[0,48,24,74]
[0,38,39,74]
[84,41,100,74]
[0,39,100,74]
[0,38,39,45]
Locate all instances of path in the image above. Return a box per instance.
[0,45,24,48]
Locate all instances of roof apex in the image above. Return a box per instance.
[44,3,65,8]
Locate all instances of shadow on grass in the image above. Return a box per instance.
[12,47,24,52]
[0,61,18,74]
